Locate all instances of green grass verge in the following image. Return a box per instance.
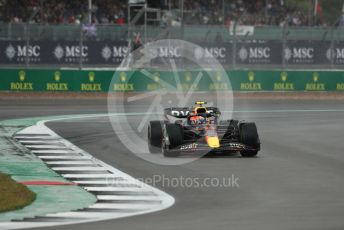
[0,173,36,213]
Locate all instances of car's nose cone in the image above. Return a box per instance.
[205,136,220,148]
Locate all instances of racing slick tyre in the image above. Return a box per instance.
[239,122,260,157]
[163,124,183,157]
[148,121,165,153]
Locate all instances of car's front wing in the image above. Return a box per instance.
[173,142,259,153]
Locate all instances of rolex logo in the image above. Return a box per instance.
[54,71,61,82]
[216,71,222,81]
[313,72,319,82]
[153,72,160,83]
[185,72,192,82]
[248,72,254,82]
[281,72,287,82]
[120,72,126,82]
[19,70,25,81]
[89,72,95,82]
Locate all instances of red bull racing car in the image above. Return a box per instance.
[148,102,261,157]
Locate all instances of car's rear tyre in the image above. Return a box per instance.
[163,124,183,157]
[240,122,260,157]
[148,121,165,153]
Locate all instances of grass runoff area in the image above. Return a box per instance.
[0,173,36,213]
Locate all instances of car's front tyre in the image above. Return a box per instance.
[148,121,165,154]
[239,122,260,157]
[163,123,183,157]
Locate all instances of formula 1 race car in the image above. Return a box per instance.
[148,102,261,157]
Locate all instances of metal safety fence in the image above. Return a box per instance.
[1,23,344,69]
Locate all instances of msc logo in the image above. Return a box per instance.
[238,47,248,61]
[101,45,128,60]
[54,71,61,82]
[54,45,88,60]
[194,48,203,60]
[101,45,111,60]
[5,44,40,60]
[326,48,344,60]
[157,46,181,58]
[238,47,270,61]
[54,45,64,60]
[18,45,40,57]
[194,47,226,60]
[284,47,314,60]
[249,47,270,58]
[148,46,181,58]
[5,44,15,60]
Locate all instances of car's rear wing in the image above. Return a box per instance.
[164,107,221,119]
[164,108,190,118]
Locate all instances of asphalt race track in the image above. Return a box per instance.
[1,98,344,230]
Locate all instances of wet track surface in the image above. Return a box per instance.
[1,99,344,230]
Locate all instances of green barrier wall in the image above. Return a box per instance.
[0,69,344,92]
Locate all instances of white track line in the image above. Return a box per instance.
[88,203,160,210]
[44,212,132,219]
[96,195,161,201]
[51,167,108,171]
[31,150,78,154]
[1,115,175,230]
[18,140,62,144]
[73,181,133,185]
[25,145,70,149]
[37,156,91,160]
[61,173,117,179]
[14,136,57,140]
[46,161,95,165]
[84,187,152,192]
